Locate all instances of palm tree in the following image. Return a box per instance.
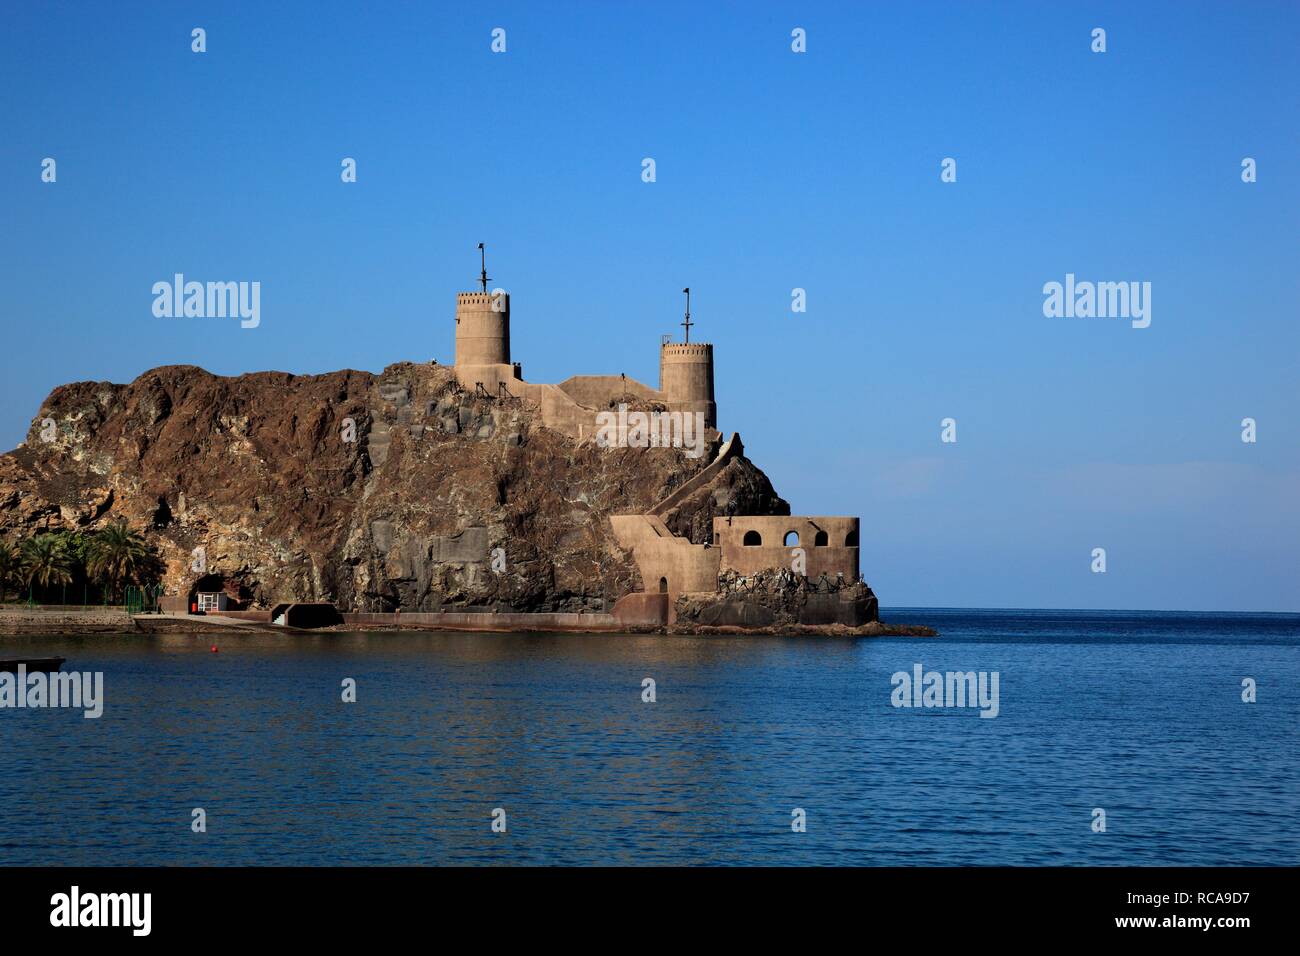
[86,520,155,603]
[0,540,19,603]
[21,534,75,599]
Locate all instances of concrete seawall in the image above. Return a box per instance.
[342,611,624,632]
[0,607,136,635]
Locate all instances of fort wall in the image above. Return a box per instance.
[555,375,662,409]
[609,514,721,595]
[713,515,859,581]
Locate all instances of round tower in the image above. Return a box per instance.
[455,291,510,366]
[659,342,716,430]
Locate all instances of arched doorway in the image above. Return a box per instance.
[658,577,668,593]
[189,573,228,613]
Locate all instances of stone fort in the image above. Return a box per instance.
[450,257,867,626]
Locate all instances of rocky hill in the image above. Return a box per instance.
[0,362,788,612]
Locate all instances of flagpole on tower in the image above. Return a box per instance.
[478,243,490,293]
[681,287,692,343]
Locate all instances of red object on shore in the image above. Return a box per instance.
[210,645,218,653]
[191,601,197,613]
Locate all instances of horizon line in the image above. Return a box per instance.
[882,605,1300,616]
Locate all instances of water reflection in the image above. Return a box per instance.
[1,614,1297,865]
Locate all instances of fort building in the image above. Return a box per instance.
[451,251,868,627]
[451,289,717,439]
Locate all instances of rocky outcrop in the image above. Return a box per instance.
[0,362,788,612]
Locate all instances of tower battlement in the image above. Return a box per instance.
[660,343,713,357]
[456,291,504,306]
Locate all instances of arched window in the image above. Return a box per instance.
[783,531,799,547]
[813,530,829,547]
[743,530,762,546]
[845,530,859,546]
[658,577,668,593]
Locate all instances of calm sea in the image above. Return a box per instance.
[1,608,1296,866]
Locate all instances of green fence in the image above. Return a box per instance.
[124,584,165,614]
[3,582,165,611]
[15,583,111,608]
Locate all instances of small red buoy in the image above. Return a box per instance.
[210,645,219,653]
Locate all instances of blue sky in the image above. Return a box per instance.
[2,1,1297,611]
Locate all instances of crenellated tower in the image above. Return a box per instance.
[659,341,716,430]
[454,290,511,366]
[658,286,716,429]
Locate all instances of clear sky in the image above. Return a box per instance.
[2,1,1296,611]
